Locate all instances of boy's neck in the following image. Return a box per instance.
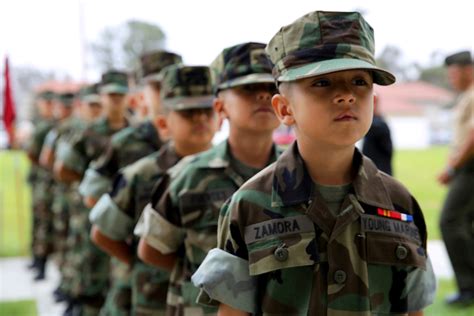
[299,141,355,186]
[107,113,126,130]
[175,142,212,158]
[228,129,274,169]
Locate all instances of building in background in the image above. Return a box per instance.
[375,81,454,149]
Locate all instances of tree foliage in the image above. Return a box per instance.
[90,20,166,72]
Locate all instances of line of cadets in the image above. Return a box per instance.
[26,42,281,316]
[26,9,437,316]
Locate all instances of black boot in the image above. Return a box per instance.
[53,286,69,303]
[27,256,39,270]
[33,256,46,281]
[63,298,77,316]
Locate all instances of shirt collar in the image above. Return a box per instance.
[271,142,394,210]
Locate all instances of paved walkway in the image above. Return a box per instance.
[0,240,454,316]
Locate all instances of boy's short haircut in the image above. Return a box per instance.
[160,64,214,112]
[266,11,395,86]
[210,42,276,94]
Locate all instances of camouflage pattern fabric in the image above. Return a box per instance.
[81,120,163,316]
[79,120,163,200]
[265,10,395,85]
[56,117,130,309]
[210,42,274,92]
[159,65,214,111]
[139,141,279,315]
[26,118,56,258]
[90,143,180,315]
[99,70,129,95]
[139,50,183,83]
[193,143,436,315]
[48,117,89,295]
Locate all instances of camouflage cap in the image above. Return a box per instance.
[79,83,101,104]
[445,50,472,66]
[266,11,395,85]
[37,90,55,101]
[55,92,75,107]
[99,70,129,95]
[160,64,214,111]
[140,50,183,83]
[211,42,275,92]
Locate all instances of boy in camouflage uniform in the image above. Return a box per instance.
[136,42,281,315]
[79,51,182,316]
[36,91,75,285]
[193,11,436,315]
[79,51,183,208]
[54,71,131,316]
[40,86,102,302]
[90,64,219,315]
[26,89,56,280]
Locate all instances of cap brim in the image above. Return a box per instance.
[142,73,163,83]
[164,95,215,111]
[217,73,275,90]
[100,84,129,95]
[277,58,396,86]
[82,94,101,104]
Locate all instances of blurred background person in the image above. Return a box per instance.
[438,50,474,306]
[362,93,393,175]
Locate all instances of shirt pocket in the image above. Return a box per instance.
[244,215,318,276]
[362,214,426,269]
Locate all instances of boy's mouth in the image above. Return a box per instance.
[254,106,275,114]
[334,112,357,121]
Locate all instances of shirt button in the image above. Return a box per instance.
[396,245,408,260]
[334,270,347,284]
[274,245,289,262]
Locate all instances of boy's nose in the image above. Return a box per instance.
[256,90,272,101]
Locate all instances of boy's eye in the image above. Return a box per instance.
[311,79,330,87]
[353,78,368,86]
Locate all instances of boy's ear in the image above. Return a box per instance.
[272,94,295,126]
[154,114,169,140]
[213,97,228,121]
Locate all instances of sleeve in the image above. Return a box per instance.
[194,195,256,312]
[133,203,185,254]
[78,168,112,199]
[405,255,436,311]
[42,129,59,153]
[90,142,120,178]
[89,193,135,241]
[133,176,185,254]
[57,132,88,174]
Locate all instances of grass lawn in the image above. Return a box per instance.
[0,299,37,316]
[393,146,449,240]
[426,279,474,315]
[0,150,31,257]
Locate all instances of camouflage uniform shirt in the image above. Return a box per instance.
[90,142,180,314]
[138,140,279,315]
[193,142,436,315]
[79,120,163,199]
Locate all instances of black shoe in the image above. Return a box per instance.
[34,269,45,281]
[27,257,38,270]
[62,301,75,316]
[53,287,69,303]
[445,291,474,305]
[33,257,46,281]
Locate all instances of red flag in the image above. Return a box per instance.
[3,56,16,147]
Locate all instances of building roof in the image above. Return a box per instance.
[34,80,86,93]
[375,81,454,116]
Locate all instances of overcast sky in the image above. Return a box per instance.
[1,0,473,82]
